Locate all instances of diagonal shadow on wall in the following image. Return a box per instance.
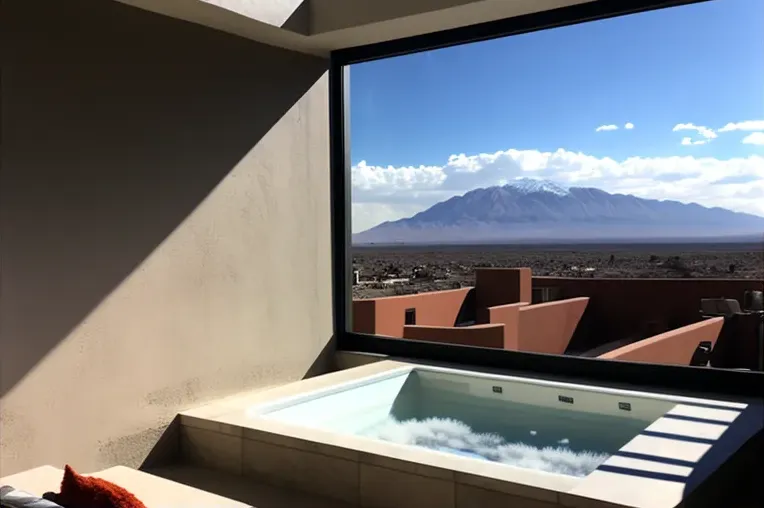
[0,0,328,398]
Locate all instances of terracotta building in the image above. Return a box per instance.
[353,268,763,369]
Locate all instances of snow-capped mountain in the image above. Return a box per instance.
[504,178,570,196]
[353,180,764,244]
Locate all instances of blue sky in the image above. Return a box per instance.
[349,0,764,232]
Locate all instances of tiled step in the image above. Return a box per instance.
[177,419,366,507]
[147,465,355,508]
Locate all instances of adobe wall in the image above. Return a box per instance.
[599,317,725,365]
[475,268,532,321]
[487,302,528,349]
[402,324,505,348]
[534,277,763,352]
[516,297,589,355]
[354,288,471,337]
[486,298,587,354]
[352,299,377,335]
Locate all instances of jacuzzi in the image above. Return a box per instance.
[253,366,681,477]
[181,361,760,508]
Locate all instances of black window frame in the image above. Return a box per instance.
[405,308,417,326]
[329,0,764,399]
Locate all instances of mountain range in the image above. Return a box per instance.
[353,179,764,245]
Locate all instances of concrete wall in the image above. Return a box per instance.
[402,324,505,348]
[352,288,471,338]
[534,277,763,352]
[0,0,331,475]
[599,317,725,365]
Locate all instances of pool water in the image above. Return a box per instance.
[259,369,667,477]
[357,387,650,477]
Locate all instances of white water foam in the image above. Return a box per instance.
[366,417,608,477]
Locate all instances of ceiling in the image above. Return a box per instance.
[114,0,595,56]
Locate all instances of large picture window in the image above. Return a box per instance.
[330,0,764,397]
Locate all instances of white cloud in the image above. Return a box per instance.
[352,148,764,232]
[624,122,634,130]
[681,137,707,146]
[595,124,618,132]
[673,122,717,140]
[742,132,764,145]
[718,120,764,132]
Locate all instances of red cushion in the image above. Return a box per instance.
[56,465,147,508]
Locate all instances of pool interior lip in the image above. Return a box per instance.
[251,364,748,418]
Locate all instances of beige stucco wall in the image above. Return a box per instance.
[0,0,332,475]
